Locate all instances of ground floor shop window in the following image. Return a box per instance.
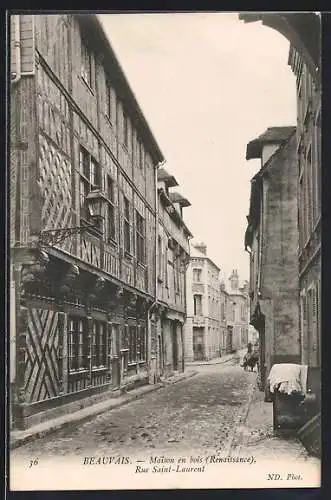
[137,326,146,362]
[128,325,137,364]
[68,316,88,372]
[91,320,107,368]
[127,324,147,364]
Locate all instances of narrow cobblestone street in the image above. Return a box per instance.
[13,360,256,459]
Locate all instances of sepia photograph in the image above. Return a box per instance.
[8,11,321,491]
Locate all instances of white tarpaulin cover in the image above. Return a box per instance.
[267,363,308,395]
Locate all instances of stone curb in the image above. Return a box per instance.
[10,370,198,450]
[186,354,239,367]
[225,379,257,456]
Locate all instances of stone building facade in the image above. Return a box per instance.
[154,168,192,379]
[225,270,249,353]
[288,45,321,372]
[244,127,300,389]
[219,281,229,355]
[10,14,164,429]
[184,243,222,361]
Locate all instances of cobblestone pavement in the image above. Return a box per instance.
[230,383,320,466]
[12,362,256,459]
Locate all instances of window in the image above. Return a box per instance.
[175,258,180,293]
[126,325,147,364]
[193,268,202,282]
[128,325,137,364]
[123,111,129,148]
[68,317,88,372]
[137,326,146,362]
[158,236,162,279]
[221,302,225,320]
[123,196,131,253]
[194,294,203,316]
[136,211,145,263]
[106,83,113,122]
[136,136,144,170]
[164,248,168,288]
[81,40,94,88]
[91,320,107,368]
[79,147,101,220]
[106,175,116,241]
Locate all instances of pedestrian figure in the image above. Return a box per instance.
[241,342,258,372]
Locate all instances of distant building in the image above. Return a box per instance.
[244,126,300,389]
[225,270,249,353]
[154,168,192,379]
[219,281,229,355]
[184,243,222,361]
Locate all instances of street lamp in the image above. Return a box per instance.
[86,189,107,232]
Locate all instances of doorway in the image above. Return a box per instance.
[172,321,178,370]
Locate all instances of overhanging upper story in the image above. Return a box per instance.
[157,167,192,254]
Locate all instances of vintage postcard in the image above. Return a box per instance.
[8,11,321,491]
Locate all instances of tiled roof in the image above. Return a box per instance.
[246,126,296,160]
[157,168,178,187]
[169,192,191,207]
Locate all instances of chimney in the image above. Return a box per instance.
[194,242,207,255]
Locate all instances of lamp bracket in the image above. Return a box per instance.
[39,224,98,247]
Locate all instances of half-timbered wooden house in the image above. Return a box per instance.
[10,13,164,429]
[155,168,192,379]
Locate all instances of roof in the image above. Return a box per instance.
[169,192,191,207]
[77,14,165,165]
[246,126,296,160]
[190,245,220,271]
[157,168,179,187]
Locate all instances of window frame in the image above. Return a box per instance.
[79,146,102,225]
[136,210,145,264]
[193,294,203,316]
[106,82,113,123]
[91,319,107,369]
[123,196,131,254]
[193,268,202,282]
[68,316,88,373]
[81,39,94,90]
[123,110,129,149]
[106,174,116,242]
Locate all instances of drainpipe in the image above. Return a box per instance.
[147,159,166,383]
[11,15,22,84]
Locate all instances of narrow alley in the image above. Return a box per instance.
[12,360,255,459]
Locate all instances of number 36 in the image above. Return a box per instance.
[28,458,39,468]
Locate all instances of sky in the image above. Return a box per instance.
[98,12,296,285]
